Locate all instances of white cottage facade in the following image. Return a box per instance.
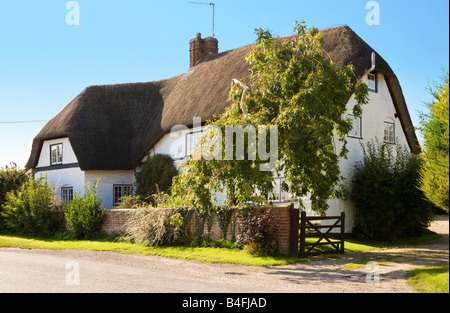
[27,26,420,232]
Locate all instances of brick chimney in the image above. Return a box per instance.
[189,33,219,68]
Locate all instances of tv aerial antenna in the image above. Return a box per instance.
[188,2,216,37]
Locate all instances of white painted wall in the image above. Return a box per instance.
[36,137,78,168]
[84,170,135,209]
[35,137,85,200]
[35,167,85,198]
[150,125,204,170]
[321,72,412,231]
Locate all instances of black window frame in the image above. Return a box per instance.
[113,184,133,206]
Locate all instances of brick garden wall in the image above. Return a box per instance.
[102,205,299,256]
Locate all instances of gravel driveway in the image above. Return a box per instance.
[0,216,448,293]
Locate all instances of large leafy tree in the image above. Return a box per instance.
[173,22,368,215]
[419,75,449,213]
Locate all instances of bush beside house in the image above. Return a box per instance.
[351,140,434,240]
[1,176,65,237]
[0,163,29,232]
[64,180,105,240]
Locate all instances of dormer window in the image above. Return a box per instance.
[368,73,377,93]
[50,143,63,166]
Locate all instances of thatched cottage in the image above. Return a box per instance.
[26,26,420,230]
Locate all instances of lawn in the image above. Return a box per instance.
[407,263,449,293]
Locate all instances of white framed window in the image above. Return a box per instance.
[61,186,74,203]
[113,184,133,206]
[348,114,362,139]
[384,121,396,144]
[269,177,290,202]
[186,130,203,157]
[368,73,377,93]
[50,143,63,166]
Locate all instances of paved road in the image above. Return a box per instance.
[0,216,448,293]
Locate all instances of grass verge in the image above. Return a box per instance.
[406,263,449,293]
[0,234,302,267]
[305,230,441,255]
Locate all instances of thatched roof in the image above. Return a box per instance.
[26,26,420,171]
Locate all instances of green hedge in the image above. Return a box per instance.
[351,140,434,240]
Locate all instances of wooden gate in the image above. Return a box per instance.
[299,211,345,258]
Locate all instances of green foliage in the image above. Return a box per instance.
[1,176,65,237]
[351,140,434,240]
[135,154,179,204]
[172,21,369,215]
[0,163,29,231]
[169,212,184,231]
[187,236,239,250]
[64,181,105,240]
[419,75,449,213]
[236,209,278,256]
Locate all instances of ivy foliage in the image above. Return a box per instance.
[173,21,369,215]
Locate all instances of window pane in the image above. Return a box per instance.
[349,115,361,138]
[61,187,74,202]
[114,185,133,206]
[51,144,63,165]
[269,179,281,201]
[186,131,203,156]
[384,122,395,143]
[368,74,376,91]
[280,178,290,201]
[114,186,122,205]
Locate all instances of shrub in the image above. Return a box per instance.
[0,163,29,231]
[351,140,434,240]
[236,209,278,256]
[64,181,105,239]
[121,207,187,247]
[135,154,179,204]
[1,176,65,237]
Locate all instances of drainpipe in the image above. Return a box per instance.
[368,52,376,73]
[231,79,250,116]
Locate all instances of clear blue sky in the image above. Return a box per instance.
[0,0,448,168]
